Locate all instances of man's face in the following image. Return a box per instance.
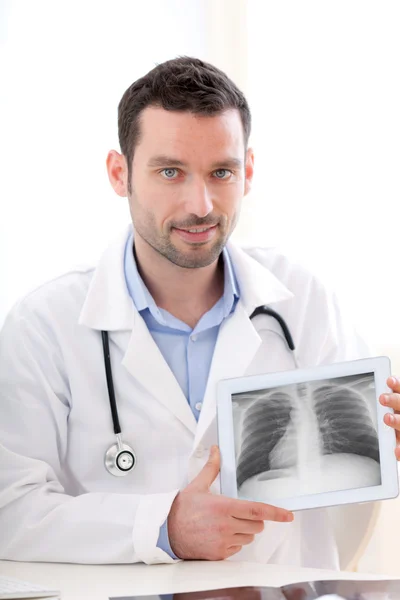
[126,106,254,269]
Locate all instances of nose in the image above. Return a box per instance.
[184,179,213,218]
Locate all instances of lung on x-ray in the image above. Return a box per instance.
[232,373,381,501]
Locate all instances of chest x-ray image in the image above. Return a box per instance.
[232,373,381,501]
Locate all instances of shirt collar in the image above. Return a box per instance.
[124,231,239,324]
[78,224,293,332]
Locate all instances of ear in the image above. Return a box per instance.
[106,150,129,197]
[244,147,254,197]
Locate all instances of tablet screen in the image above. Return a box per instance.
[231,372,381,502]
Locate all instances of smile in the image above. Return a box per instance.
[172,225,218,243]
[178,226,215,233]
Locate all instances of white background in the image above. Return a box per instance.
[0,0,400,575]
[245,1,400,350]
[0,0,208,320]
[1,1,399,351]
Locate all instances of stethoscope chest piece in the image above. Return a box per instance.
[105,434,136,477]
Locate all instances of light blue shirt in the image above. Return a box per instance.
[124,231,239,557]
[124,232,239,419]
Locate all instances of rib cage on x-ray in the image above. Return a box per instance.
[314,385,380,462]
[236,392,293,487]
[235,374,380,490]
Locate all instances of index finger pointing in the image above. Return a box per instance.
[230,498,294,523]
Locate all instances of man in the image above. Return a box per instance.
[1,56,399,568]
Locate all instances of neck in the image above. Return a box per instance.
[133,236,225,329]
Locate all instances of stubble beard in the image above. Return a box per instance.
[136,217,230,269]
[129,188,238,269]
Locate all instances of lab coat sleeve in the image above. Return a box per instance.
[288,267,373,368]
[316,288,372,364]
[0,305,179,564]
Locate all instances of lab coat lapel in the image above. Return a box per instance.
[122,310,197,435]
[78,225,196,435]
[79,225,135,332]
[194,301,261,446]
[194,242,294,447]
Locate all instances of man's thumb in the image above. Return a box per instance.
[188,445,220,492]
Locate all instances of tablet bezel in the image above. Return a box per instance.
[217,356,398,511]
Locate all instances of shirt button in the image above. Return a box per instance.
[191,335,197,342]
[195,401,203,411]
[194,445,204,458]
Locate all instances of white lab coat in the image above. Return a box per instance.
[0,226,370,567]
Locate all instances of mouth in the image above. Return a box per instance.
[172,224,218,244]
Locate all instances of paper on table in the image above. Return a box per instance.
[110,577,400,600]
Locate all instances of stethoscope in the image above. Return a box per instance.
[101,306,296,476]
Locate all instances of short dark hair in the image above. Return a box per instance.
[118,56,251,185]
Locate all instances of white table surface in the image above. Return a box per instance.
[0,560,394,600]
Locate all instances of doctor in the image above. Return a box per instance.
[1,56,399,568]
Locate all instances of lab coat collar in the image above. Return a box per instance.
[226,241,294,312]
[79,225,135,331]
[79,226,294,331]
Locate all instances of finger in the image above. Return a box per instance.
[380,393,400,413]
[384,412,400,431]
[231,516,264,535]
[231,533,255,546]
[187,445,220,492]
[395,445,400,461]
[387,376,400,393]
[225,545,243,558]
[230,498,294,523]
[282,587,310,600]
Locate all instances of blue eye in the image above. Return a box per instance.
[161,168,178,179]
[214,169,231,179]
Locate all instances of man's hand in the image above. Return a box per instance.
[380,376,400,460]
[167,445,294,560]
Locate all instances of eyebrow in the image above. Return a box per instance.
[147,156,187,168]
[147,155,244,169]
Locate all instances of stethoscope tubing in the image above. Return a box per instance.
[101,330,121,435]
[249,306,295,351]
[101,305,296,475]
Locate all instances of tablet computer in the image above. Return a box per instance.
[217,356,399,511]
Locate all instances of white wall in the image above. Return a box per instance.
[243,1,400,355]
[5,1,398,356]
[0,0,208,323]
